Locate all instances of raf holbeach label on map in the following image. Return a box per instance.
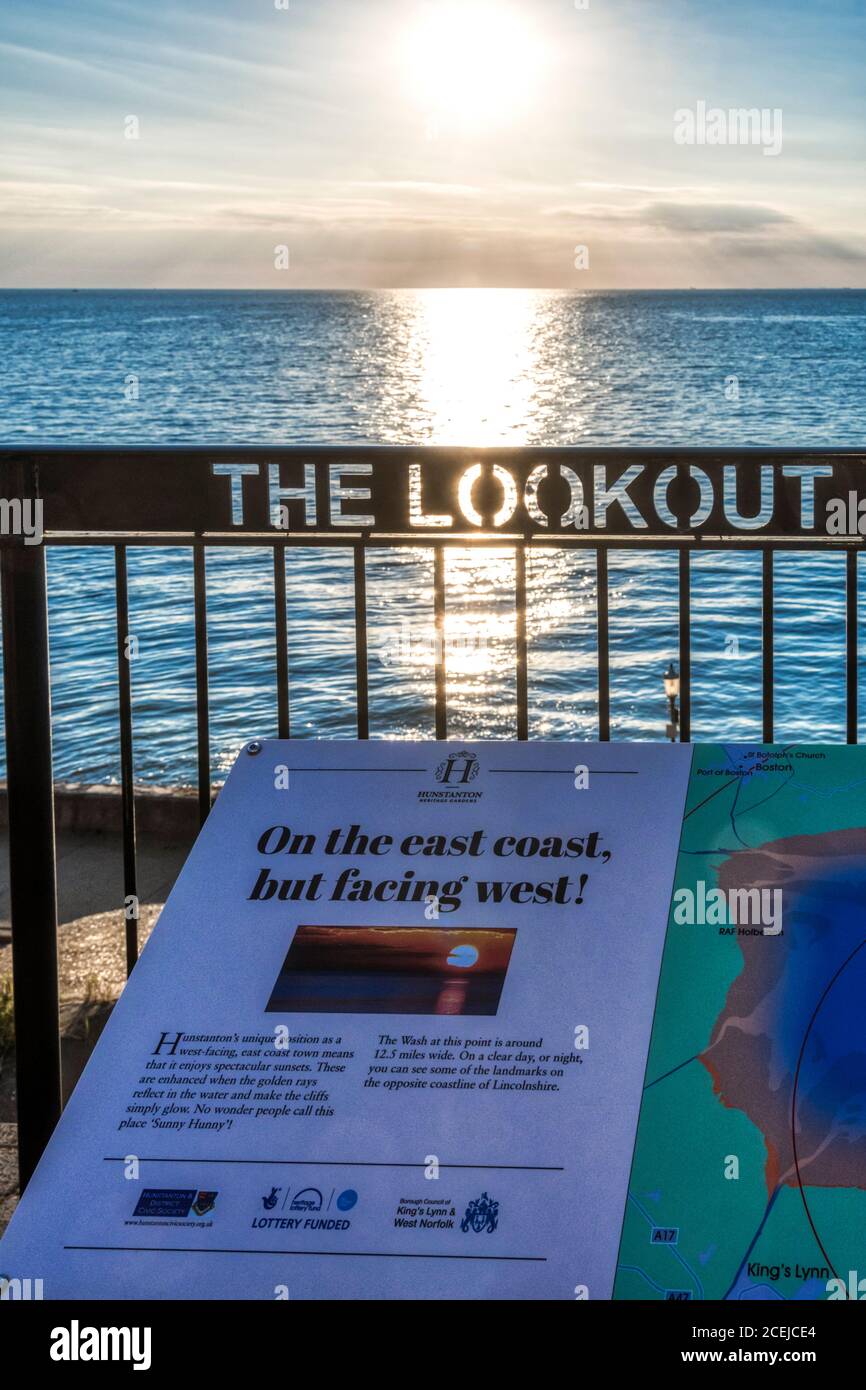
[0,739,692,1300]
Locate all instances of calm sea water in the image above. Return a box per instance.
[2,288,866,785]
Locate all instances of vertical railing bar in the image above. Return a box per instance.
[514,544,529,740]
[433,545,447,739]
[193,543,211,825]
[846,546,858,745]
[767,547,778,745]
[596,548,610,741]
[114,544,139,974]
[0,516,62,1189]
[273,544,290,740]
[353,544,369,739]
[762,548,774,743]
[678,547,691,743]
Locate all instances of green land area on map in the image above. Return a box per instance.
[615,744,866,1302]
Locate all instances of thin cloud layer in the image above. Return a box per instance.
[0,0,863,287]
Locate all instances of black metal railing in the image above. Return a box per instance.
[1,445,864,1185]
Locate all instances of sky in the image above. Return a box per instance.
[0,0,864,288]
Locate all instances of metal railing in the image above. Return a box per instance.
[1,445,864,1186]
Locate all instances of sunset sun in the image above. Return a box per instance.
[399,2,545,133]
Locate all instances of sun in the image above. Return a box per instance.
[399,2,546,134]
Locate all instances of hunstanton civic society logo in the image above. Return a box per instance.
[132,1188,218,1219]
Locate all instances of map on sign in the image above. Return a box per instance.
[615,744,866,1302]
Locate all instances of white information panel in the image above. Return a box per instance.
[0,740,692,1299]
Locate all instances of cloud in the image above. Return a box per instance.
[635,202,866,265]
[642,201,794,234]
[347,181,483,199]
[540,199,795,235]
[717,231,866,264]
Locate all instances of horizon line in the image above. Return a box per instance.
[1,285,864,294]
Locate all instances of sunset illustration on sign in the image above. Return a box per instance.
[266,926,516,1017]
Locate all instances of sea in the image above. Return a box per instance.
[1,287,865,786]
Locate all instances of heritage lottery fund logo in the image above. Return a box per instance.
[251,1184,359,1231]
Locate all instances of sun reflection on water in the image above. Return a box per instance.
[403,290,556,731]
[410,288,544,446]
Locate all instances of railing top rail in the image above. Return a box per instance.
[3,445,866,455]
[1,447,865,543]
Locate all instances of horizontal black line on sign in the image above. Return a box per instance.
[103,1157,564,1171]
[489,769,639,775]
[65,1246,546,1262]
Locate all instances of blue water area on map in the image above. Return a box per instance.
[753,865,866,1133]
[2,288,865,784]
[785,867,866,1138]
[719,854,866,1301]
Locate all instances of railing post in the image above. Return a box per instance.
[596,548,610,741]
[678,548,691,742]
[0,500,62,1189]
[846,547,858,745]
[193,543,211,826]
[433,546,447,739]
[514,545,529,740]
[353,544,370,739]
[114,544,139,974]
[762,549,774,743]
[273,545,291,739]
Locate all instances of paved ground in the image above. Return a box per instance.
[0,1123,16,1238]
[0,824,191,983]
[0,823,193,1234]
